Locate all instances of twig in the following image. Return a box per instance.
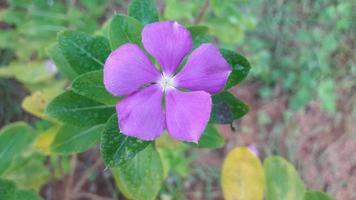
[73,158,103,193]
[194,0,210,25]
[74,192,112,200]
[65,155,77,200]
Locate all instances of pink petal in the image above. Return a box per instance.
[116,85,165,140]
[175,43,231,94]
[142,21,192,75]
[165,89,212,142]
[104,43,160,97]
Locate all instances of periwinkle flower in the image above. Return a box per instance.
[104,21,231,142]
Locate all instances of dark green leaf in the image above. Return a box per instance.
[48,44,78,80]
[188,26,213,49]
[71,70,120,105]
[264,156,306,200]
[304,191,335,200]
[14,190,43,200]
[128,0,159,25]
[221,49,251,90]
[101,115,151,167]
[112,144,164,200]
[190,124,224,148]
[109,14,143,50]
[0,179,16,200]
[58,31,111,75]
[45,91,115,127]
[51,124,104,154]
[0,123,35,175]
[210,92,249,124]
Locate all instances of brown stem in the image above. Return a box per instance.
[65,155,77,200]
[74,192,112,200]
[194,0,210,25]
[73,158,103,193]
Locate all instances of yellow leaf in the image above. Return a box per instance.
[221,147,265,200]
[34,126,60,154]
[21,91,47,118]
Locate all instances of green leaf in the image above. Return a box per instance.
[0,123,35,175]
[210,92,249,124]
[112,144,164,200]
[14,190,43,200]
[264,156,306,200]
[48,44,78,80]
[51,124,104,154]
[303,191,335,200]
[45,91,115,127]
[101,115,151,167]
[222,147,265,200]
[71,70,120,105]
[188,26,213,49]
[58,31,111,75]
[128,0,159,25]
[190,124,224,148]
[0,179,16,200]
[221,49,251,90]
[108,14,143,50]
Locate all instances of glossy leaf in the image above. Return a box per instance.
[221,49,251,90]
[190,124,224,148]
[51,124,104,154]
[58,31,111,75]
[303,191,335,200]
[222,147,265,200]
[264,156,306,200]
[45,91,115,127]
[108,14,143,50]
[211,92,249,124]
[128,0,159,25]
[71,70,120,105]
[0,123,35,175]
[101,115,151,167]
[188,26,213,49]
[112,144,164,200]
[48,44,78,80]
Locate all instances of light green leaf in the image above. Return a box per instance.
[45,91,115,127]
[222,147,265,200]
[101,115,151,167]
[51,124,104,154]
[58,31,111,75]
[221,49,251,90]
[190,124,224,148]
[112,144,164,200]
[108,14,143,50]
[48,44,78,80]
[188,26,213,49]
[71,70,120,105]
[264,156,306,200]
[128,0,159,25]
[211,92,249,124]
[14,190,43,200]
[303,191,335,200]
[0,123,35,175]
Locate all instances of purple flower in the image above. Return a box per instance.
[104,21,231,142]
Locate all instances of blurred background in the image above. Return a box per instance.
[0,0,355,199]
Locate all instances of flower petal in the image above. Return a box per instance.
[165,89,212,142]
[175,43,231,94]
[116,85,165,140]
[142,21,192,75]
[104,43,160,96]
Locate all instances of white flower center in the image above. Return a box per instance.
[159,74,175,91]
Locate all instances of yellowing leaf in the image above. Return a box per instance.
[22,92,47,118]
[34,126,60,154]
[222,147,265,200]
